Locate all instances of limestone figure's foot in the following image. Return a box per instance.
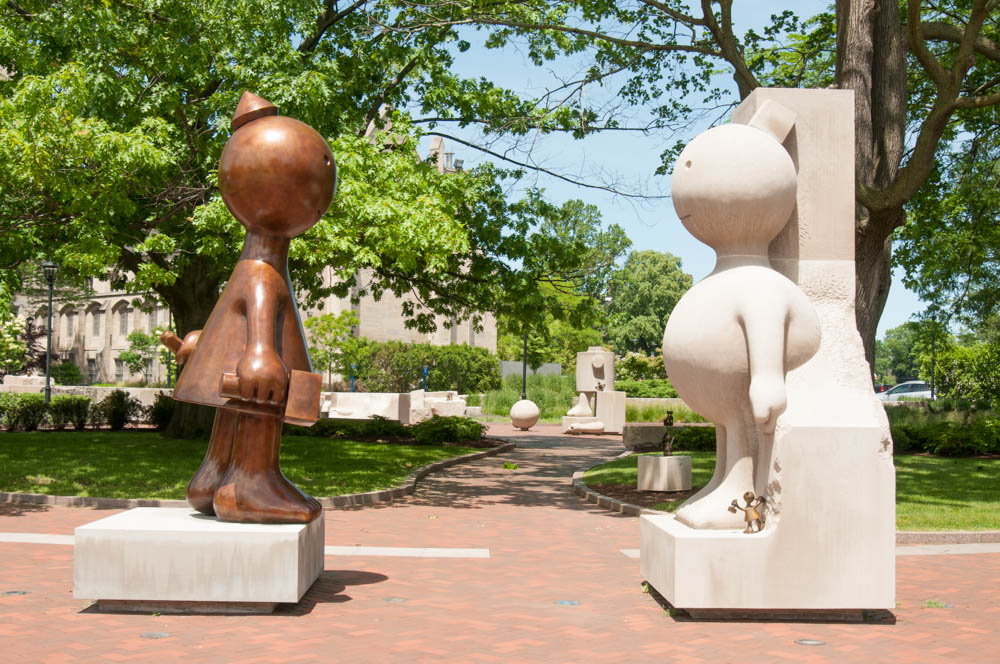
[674,460,756,530]
[213,468,322,524]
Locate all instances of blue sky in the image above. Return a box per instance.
[412,2,924,338]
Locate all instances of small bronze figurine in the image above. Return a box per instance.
[728,491,766,534]
[161,91,335,525]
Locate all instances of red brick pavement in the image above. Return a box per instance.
[2,423,999,663]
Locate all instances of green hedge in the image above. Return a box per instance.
[286,414,484,445]
[344,340,501,394]
[49,396,91,430]
[616,378,677,398]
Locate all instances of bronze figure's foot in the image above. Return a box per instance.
[212,412,322,524]
[186,408,239,515]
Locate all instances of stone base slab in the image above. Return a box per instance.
[562,416,602,434]
[95,599,278,615]
[74,508,325,605]
[637,455,692,491]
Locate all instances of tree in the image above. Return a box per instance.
[0,315,28,379]
[876,321,922,382]
[303,310,361,387]
[118,330,163,384]
[605,250,693,355]
[394,1,1000,366]
[0,1,625,434]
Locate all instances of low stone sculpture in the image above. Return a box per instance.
[566,392,592,417]
[510,399,540,430]
[661,101,820,530]
[161,92,334,525]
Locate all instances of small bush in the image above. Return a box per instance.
[410,415,486,445]
[626,402,705,423]
[615,378,677,398]
[483,373,577,420]
[671,426,716,451]
[148,393,175,431]
[0,393,17,430]
[51,361,86,386]
[3,394,49,431]
[95,389,143,430]
[49,396,91,431]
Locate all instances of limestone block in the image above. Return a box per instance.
[2,375,46,386]
[622,423,667,452]
[562,416,602,434]
[464,406,483,418]
[637,455,692,491]
[575,346,615,393]
[74,508,325,606]
[640,426,894,609]
[429,397,467,418]
[510,399,540,430]
[595,390,626,434]
[321,391,412,423]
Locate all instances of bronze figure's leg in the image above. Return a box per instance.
[212,412,321,524]
[186,408,239,515]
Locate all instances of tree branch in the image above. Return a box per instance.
[920,20,1000,63]
[638,0,704,26]
[298,0,368,54]
[907,0,950,87]
[423,131,667,199]
[359,55,423,135]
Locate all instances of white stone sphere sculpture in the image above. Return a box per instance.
[510,399,540,430]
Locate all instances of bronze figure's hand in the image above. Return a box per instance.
[233,349,288,406]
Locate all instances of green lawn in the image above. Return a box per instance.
[583,452,1000,531]
[0,431,478,499]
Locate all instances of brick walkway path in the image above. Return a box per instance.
[2,423,999,663]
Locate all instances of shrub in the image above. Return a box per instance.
[3,394,49,431]
[410,415,486,445]
[616,353,667,381]
[49,395,91,431]
[148,393,175,431]
[671,426,716,451]
[616,378,677,398]
[346,340,501,394]
[0,392,17,430]
[483,373,577,420]
[625,402,705,423]
[50,360,86,386]
[95,389,143,430]
[286,415,411,440]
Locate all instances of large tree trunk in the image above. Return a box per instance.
[156,257,224,438]
[835,0,908,369]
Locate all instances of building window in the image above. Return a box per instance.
[149,306,157,331]
[114,358,124,381]
[92,311,100,337]
[87,358,97,384]
[119,308,128,336]
[66,312,75,339]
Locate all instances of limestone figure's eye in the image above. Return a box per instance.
[685,160,692,169]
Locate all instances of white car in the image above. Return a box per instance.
[878,380,932,402]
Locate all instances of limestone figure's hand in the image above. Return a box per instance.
[748,374,786,434]
[234,348,288,406]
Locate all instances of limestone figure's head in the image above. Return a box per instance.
[671,101,797,255]
[219,92,337,238]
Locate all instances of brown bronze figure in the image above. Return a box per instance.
[727,491,766,534]
[161,91,335,524]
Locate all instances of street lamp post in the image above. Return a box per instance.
[422,364,429,390]
[42,261,59,404]
[521,333,528,401]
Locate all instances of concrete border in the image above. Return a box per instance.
[573,453,1000,544]
[0,439,516,511]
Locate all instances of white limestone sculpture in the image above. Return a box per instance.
[566,420,605,435]
[510,399,540,430]
[566,392,593,417]
[662,101,821,530]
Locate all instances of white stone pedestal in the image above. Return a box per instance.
[640,426,894,610]
[595,390,626,434]
[74,508,325,612]
[637,455,692,491]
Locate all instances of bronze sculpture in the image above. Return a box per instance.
[161,91,335,524]
[727,492,766,534]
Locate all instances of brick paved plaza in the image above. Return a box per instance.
[2,424,998,663]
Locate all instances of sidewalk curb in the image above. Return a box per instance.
[0,439,517,511]
[572,454,1000,544]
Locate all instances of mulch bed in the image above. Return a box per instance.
[587,483,698,510]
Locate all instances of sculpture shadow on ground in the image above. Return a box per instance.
[78,570,388,617]
[0,501,51,517]
[643,582,897,625]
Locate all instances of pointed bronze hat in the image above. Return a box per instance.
[231,91,278,130]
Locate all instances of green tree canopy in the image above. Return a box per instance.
[606,250,692,355]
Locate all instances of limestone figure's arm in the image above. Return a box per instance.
[740,306,790,434]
